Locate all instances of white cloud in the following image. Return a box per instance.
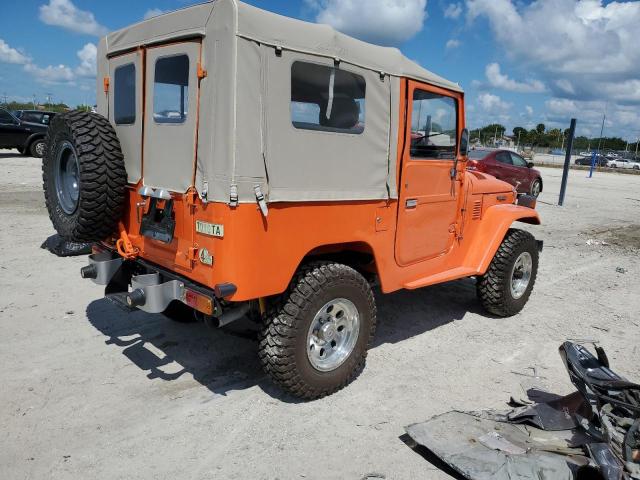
[555,79,575,95]
[308,0,428,46]
[443,2,463,19]
[39,0,108,37]
[525,105,533,116]
[446,39,461,49]
[24,63,75,85]
[75,43,96,77]
[484,63,546,93]
[478,92,512,112]
[466,0,640,104]
[0,39,29,64]
[144,8,167,20]
[540,98,640,139]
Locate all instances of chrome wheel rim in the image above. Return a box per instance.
[531,181,541,197]
[307,298,360,372]
[510,252,533,299]
[35,141,45,156]
[54,141,80,215]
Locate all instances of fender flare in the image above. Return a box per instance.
[23,132,46,150]
[464,204,541,275]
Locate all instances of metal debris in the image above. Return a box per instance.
[405,342,640,480]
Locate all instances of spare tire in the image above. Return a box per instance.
[43,111,127,242]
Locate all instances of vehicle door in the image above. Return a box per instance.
[108,51,143,184]
[395,81,463,266]
[0,109,26,148]
[494,151,517,188]
[509,152,533,192]
[143,41,201,193]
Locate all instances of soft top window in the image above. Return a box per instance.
[153,54,189,124]
[114,63,136,125]
[291,61,366,134]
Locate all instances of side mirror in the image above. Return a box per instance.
[527,162,534,168]
[460,128,470,157]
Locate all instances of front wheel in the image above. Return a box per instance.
[477,229,539,317]
[259,262,377,400]
[530,179,542,197]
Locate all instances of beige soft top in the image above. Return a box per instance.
[105,0,462,92]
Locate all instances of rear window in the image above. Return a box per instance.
[153,54,189,124]
[291,61,366,134]
[468,150,490,160]
[114,63,136,125]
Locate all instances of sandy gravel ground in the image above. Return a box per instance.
[1,149,638,480]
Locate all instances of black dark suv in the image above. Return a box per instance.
[0,108,51,157]
[13,109,56,126]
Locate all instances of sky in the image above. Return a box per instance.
[1,0,639,141]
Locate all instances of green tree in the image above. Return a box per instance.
[513,126,527,138]
[536,123,546,134]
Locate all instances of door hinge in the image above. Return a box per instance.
[197,63,208,80]
[449,223,463,240]
[254,185,268,217]
[187,246,199,262]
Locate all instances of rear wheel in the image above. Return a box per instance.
[477,229,539,317]
[259,262,377,400]
[43,110,127,242]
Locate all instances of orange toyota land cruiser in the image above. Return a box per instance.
[42,0,542,399]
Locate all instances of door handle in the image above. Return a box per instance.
[405,199,418,209]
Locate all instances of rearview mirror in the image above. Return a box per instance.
[460,128,470,157]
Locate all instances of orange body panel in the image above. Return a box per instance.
[111,74,540,302]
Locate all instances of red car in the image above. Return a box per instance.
[467,149,543,197]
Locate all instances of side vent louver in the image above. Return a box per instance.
[472,200,482,220]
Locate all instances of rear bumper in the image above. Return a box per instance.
[81,248,234,316]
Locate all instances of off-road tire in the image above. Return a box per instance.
[43,110,127,242]
[29,138,46,158]
[477,229,538,317]
[259,262,377,400]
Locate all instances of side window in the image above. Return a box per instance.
[510,152,528,167]
[41,114,52,125]
[114,63,136,125]
[22,112,41,123]
[410,90,458,159]
[153,54,189,124]
[0,109,16,124]
[291,61,366,134]
[496,152,513,165]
